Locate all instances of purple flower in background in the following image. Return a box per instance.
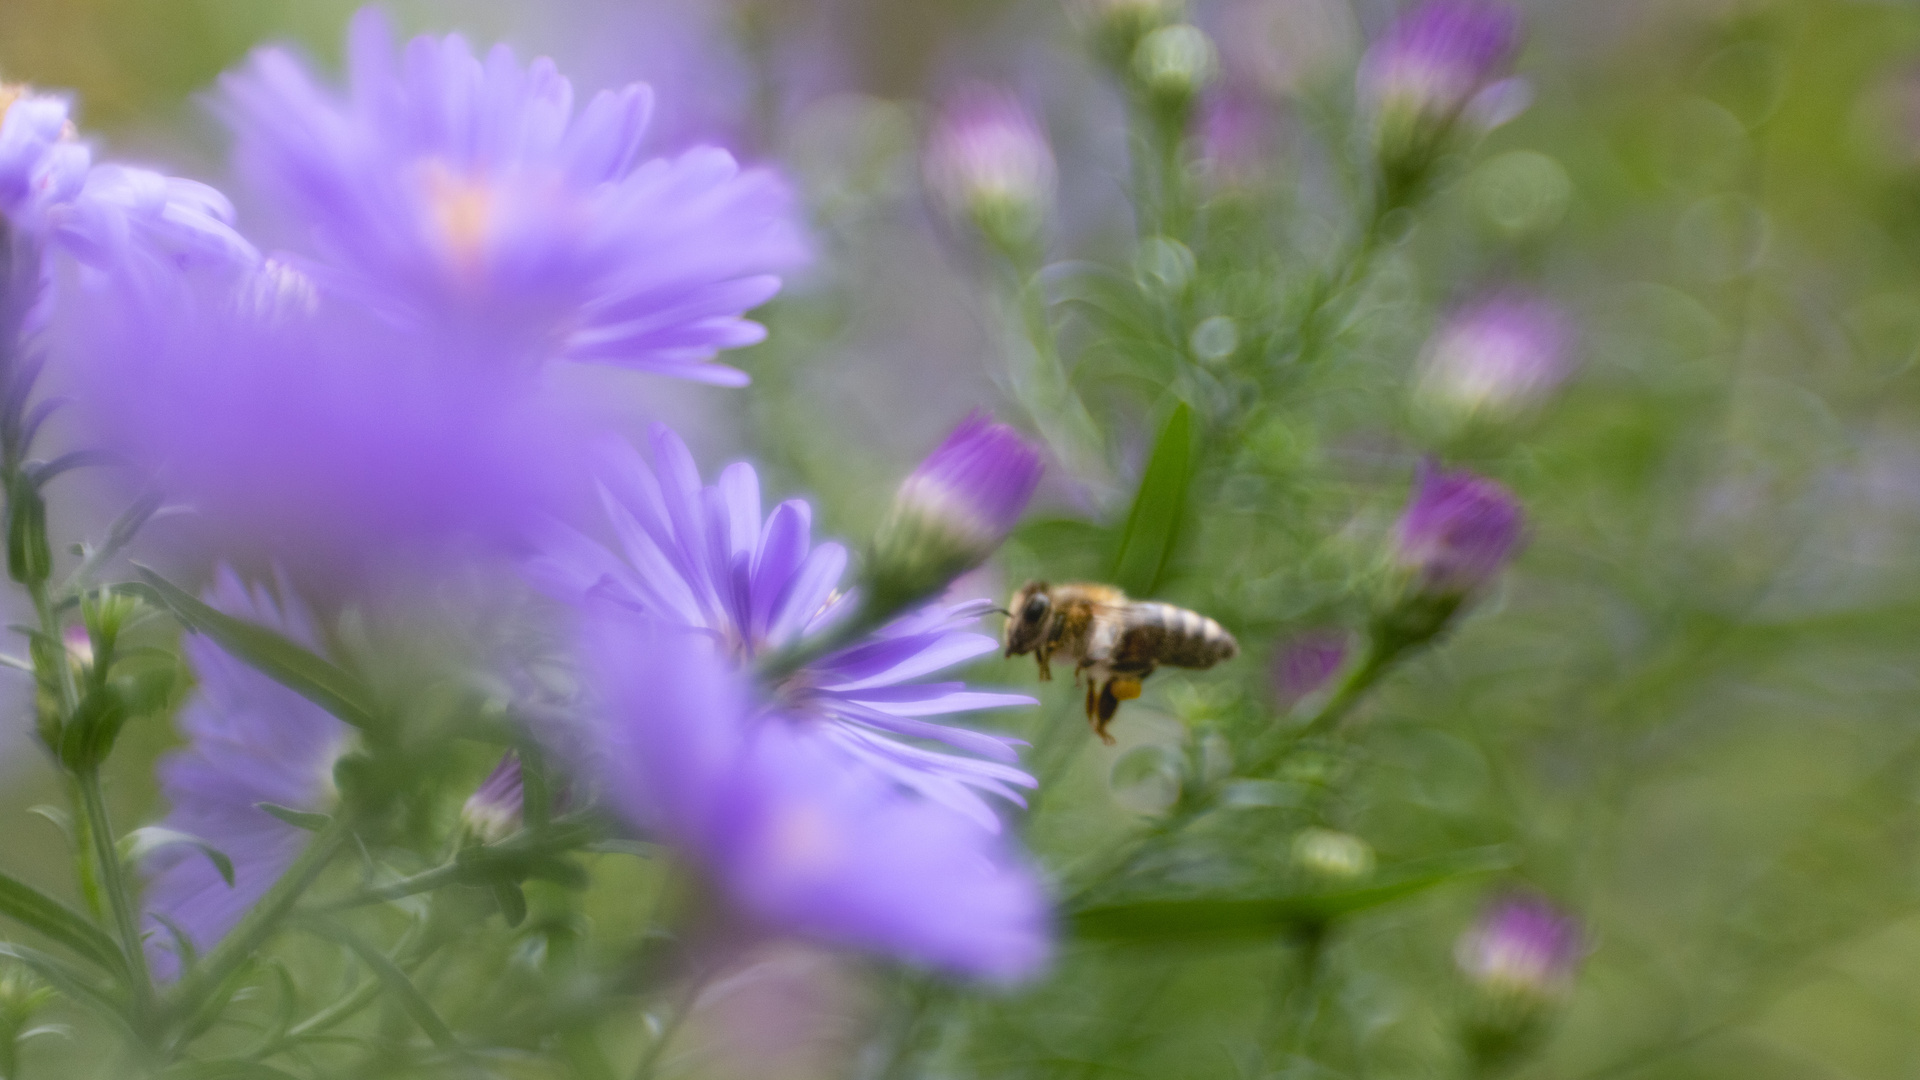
[219,8,807,381]
[0,84,253,293]
[870,412,1045,608]
[1271,629,1348,703]
[526,424,1036,830]
[582,609,1050,981]
[141,568,350,980]
[924,86,1056,245]
[71,256,590,571]
[1417,291,1574,421]
[1197,89,1276,190]
[1393,461,1524,598]
[1358,2,1525,138]
[1456,893,1584,1001]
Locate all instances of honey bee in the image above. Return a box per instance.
[1002,581,1239,744]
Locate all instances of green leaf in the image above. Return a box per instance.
[256,804,332,833]
[492,882,528,927]
[0,870,127,975]
[0,943,134,1040]
[119,827,235,888]
[1108,401,1195,596]
[6,474,50,586]
[312,922,456,1050]
[56,684,127,772]
[134,566,379,730]
[160,1061,305,1080]
[1071,846,1515,943]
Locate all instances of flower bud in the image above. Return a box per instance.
[1455,894,1582,1003]
[1358,2,1524,204]
[1270,630,1347,705]
[1377,462,1523,650]
[1291,827,1374,882]
[1133,24,1220,106]
[924,86,1056,251]
[1393,461,1523,599]
[1416,292,1574,427]
[461,752,525,845]
[869,413,1043,614]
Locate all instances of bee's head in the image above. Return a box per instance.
[1003,581,1053,657]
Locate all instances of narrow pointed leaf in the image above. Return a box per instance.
[1109,401,1195,596]
[120,827,235,888]
[257,804,332,833]
[0,869,127,975]
[134,566,379,730]
[1072,846,1515,943]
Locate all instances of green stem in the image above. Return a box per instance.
[74,770,149,1014]
[165,821,349,1033]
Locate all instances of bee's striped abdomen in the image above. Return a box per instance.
[1118,602,1239,670]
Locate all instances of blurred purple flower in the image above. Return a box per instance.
[71,257,590,571]
[526,424,1035,830]
[219,8,807,382]
[141,568,350,980]
[923,85,1056,244]
[1358,2,1524,133]
[1197,89,1275,189]
[583,609,1050,981]
[1456,893,1583,1001]
[1418,291,1575,420]
[1271,630,1348,702]
[1393,461,1524,597]
[0,84,253,297]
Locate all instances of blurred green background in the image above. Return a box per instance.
[14,0,1920,1077]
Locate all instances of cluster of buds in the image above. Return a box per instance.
[1375,461,1524,652]
[1357,1,1526,210]
[923,85,1058,255]
[867,413,1044,620]
[1416,290,1575,433]
[1456,893,1584,1067]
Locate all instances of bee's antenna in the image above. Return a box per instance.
[988,606,1013,617]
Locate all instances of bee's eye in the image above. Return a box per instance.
[1022,595,1050,622]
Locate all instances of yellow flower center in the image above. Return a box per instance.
[0,84,25,130]
[421,163,496,279]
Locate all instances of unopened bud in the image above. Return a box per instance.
[1456,893,1583,1004]
[1358,2,1524,205]
[1416,291,1574,427]
[869,413,1043,613]
[1376,462,1523,650]
[924,86,1056,251]
[1291,827,1374,882]
[1270,630,1347,705]
[461,752,525,845]
[1133,24,1219,105]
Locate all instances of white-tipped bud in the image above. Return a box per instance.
[924,86,1057,251]
[1291,827,1375,882]
[1133,24,1220,103]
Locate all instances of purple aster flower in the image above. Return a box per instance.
[1417,291,1575,422]
[0,87,89,240]
[1358,2,1523,133]
[1270,629,1348,703]
[924,85,1056,247]
[869,412,1045,611]
[141,567,351,980]
[582,608,1050,982]
[1393,461,1524,598]
[218,8,807,381]
[526,424,1036,831]
[70,255,591,572]
[1456,893,1584,1002]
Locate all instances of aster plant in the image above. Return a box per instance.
[0,0,1624,1077]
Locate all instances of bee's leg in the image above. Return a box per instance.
[1035,651,1052,682]
[1092,673,1146,745]
[1083,680,1099,724]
